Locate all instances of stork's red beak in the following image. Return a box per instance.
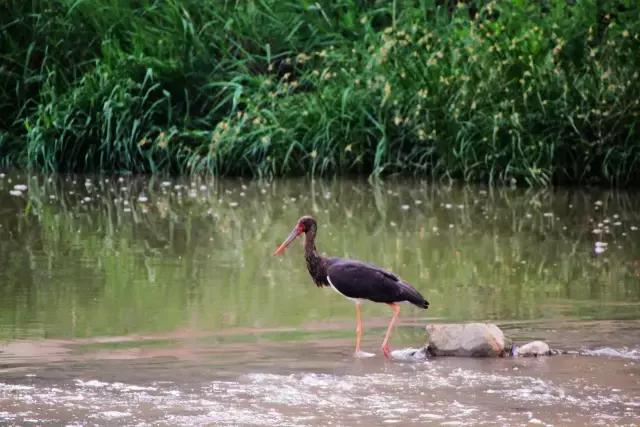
[273,225,302,255]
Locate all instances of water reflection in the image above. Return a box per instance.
[1,173,639,340]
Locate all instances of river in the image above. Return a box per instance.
[1,173,639,425]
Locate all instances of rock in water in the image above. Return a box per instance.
[426,323,506,357]
[517,340,550,357]
[390,347,429,361]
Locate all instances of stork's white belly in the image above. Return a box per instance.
[326,275,363,303]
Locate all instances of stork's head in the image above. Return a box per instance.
[273,215,316,255]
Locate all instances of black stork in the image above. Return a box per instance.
[273,215,429,358]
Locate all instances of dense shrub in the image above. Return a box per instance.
[1,0,639,184]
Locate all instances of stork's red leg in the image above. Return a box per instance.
[381,303,400,358]
[354,301,363,354]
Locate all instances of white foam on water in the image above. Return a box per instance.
[582,347,640,360]
[0,383,34,391]
[93,411,131,419]
[75,379,109,388]
[0,361,637,426]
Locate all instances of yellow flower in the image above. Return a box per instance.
[622,30,630,38]
[296,53,311,63]
[157,132,169,149]
[382,81,391,104]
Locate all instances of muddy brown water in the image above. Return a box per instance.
[1,173,639,425]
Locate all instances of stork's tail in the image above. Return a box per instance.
[401,282,429,309]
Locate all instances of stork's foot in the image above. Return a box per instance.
[382,344,391,359]
[354,350,375,358]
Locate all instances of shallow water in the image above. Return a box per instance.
[1,173,639,425]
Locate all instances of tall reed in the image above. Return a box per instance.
[1,0,639,184]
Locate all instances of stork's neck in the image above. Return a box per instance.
[304,228,327,287]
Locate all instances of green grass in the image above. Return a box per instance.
[1,0,639,184]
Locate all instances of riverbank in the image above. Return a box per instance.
[1,1,639,184]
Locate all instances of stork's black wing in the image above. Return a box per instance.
[326,259,429,309]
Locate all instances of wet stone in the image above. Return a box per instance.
[426,323,506,357]
[517,341,551,357]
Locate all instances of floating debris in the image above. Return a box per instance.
[138,195,149,203]
[401,204,410,210]
[9,190,22,196]
[631,226,638,231]
[594,241,608,255]
[594,200,603,206]
[229,201,239,208]
[543,212,553,217]
[444,203,452,209]
[161,181,172,188]
[592,228,602,234]
[13,184,27,191]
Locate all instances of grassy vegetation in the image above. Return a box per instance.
[1,0,639,184]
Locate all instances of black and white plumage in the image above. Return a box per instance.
[274,215,429,357]
[326,260,429,308]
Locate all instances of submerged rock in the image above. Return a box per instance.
[426,323,506,357]
[390,347,429,361]
[516,340,551,357]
